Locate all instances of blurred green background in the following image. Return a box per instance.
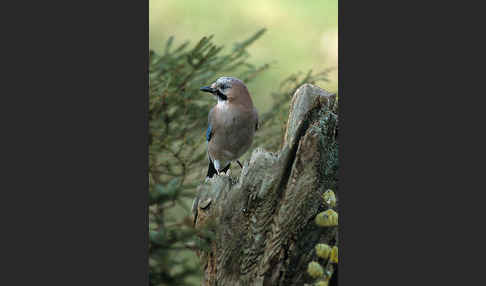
[149,0,338,113]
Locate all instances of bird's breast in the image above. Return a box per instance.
[208,111,256,161]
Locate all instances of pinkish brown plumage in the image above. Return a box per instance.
[200,77,258,178]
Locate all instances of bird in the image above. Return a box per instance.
[200,76,259,179]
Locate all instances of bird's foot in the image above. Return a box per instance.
[217,169,231,177]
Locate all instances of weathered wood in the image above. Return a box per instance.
[192,84,339,286]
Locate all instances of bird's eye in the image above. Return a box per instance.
[220,84,228,90]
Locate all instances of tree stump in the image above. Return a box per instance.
[191,84,339,286]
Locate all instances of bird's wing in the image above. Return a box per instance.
[207,107,216,142]
[206,107,219,178]
[206,125,212,142]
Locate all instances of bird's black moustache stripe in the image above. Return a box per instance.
[215,90,227,101]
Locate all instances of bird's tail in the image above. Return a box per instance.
[206,160,218,178]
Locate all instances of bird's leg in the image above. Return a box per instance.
[237,160,243,168]
[219,162,231,176]
[213,160,231,176]
[215,169,227,176]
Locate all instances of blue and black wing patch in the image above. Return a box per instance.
[206,125,213,142]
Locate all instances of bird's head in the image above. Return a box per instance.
[200,77,253,107]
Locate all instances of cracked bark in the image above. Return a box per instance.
[192,84,339,286]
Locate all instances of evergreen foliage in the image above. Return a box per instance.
[149,29,330,285]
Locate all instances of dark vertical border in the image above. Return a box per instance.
[1,1,149,285]
[340,0,468,285]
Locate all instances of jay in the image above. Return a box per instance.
[200,77,259,178]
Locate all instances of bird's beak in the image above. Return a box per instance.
[200,86,215,94]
